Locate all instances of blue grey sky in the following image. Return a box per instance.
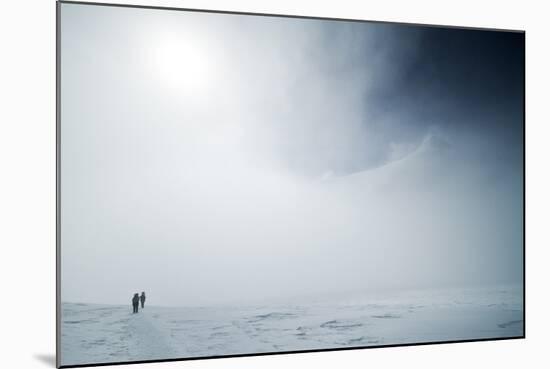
[60,3,524,306]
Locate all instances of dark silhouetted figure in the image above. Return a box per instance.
[140,292,146,309]
[132,293,139,313]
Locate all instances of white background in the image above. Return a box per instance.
[0,0,547,368]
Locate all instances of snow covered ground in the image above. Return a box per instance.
[60,285,523,366]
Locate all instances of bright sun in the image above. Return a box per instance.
[151,35,213,95]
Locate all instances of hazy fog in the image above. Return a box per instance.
[60,4,524,306]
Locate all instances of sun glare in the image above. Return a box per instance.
[151,35,213,95]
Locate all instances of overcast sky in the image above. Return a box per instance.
[60,3,524,306]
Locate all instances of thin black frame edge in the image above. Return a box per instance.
[58,336,525,369]
[55,1,526,368]
[57,0,526,34]
[522,29,526,341]
[56,0,62,368]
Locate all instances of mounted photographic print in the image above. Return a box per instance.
[57,1,525,367]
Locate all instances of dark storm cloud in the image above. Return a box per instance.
[362,26,524,167]
[262,21,524,177]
